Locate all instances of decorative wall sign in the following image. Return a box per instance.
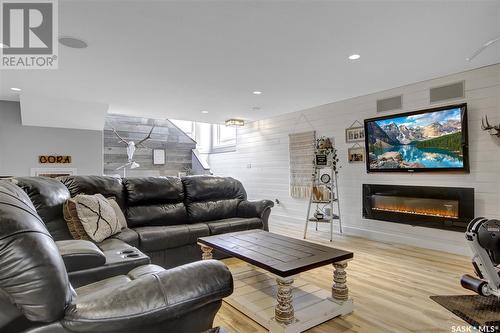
[315,154,328,166]
[30,168,77,178]
[153,149,166,165]
[348,144,365,163]
[345,120,365,143]
[39,155,72,164]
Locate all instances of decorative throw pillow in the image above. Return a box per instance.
[107,197,128,230]
[63,199,91,241]
[69,194,121,242]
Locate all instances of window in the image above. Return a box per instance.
[194,122,212,153]
[213,124,236,148]
[169,119,236,153]
[170,119,195,140]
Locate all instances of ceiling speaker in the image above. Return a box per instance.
[376,95,402,113]
[430,81,464,104]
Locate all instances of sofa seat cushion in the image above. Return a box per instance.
[134,223,210,252]
[110,228,140,248]
[206,217,263,235]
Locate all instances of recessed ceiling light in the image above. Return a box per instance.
[10,87,21,92]
[201,110,209,114]
[348,54,360,60]
[252,91,262,95]
[58,36,88,49]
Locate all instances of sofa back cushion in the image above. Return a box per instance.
[15,177,72,240]
[182,176,247,222]
[59,176,125,208]
[123,177,188,227]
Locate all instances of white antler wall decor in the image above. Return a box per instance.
[481,115,500,138]
[111,126,155,176]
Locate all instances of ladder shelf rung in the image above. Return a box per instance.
[312,199,338,203]
[308,216,339,223]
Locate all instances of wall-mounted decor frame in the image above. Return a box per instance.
[30,168,77,178]
[348,144,365,163]
[153,149,166,165]
[345,120,365,143]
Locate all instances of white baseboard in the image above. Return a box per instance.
[270,215,470,256]
[341,225,470,256]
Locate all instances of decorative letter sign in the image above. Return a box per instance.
[39,155,72,164]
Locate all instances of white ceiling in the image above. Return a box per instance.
[1,0,499,127]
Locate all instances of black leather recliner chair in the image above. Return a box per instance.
[0,180,233,333]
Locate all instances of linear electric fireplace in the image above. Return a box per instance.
[362,184,474,232]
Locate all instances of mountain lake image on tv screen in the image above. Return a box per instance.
[367,108,464,170]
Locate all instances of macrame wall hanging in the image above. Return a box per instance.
[289,114,316,199]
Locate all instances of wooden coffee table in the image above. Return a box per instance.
[198,230,354,333]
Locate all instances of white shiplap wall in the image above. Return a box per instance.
[209,64,500,255]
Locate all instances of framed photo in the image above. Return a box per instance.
[348,147,365,163]
[345,126,365,143]
[153,149,165,165]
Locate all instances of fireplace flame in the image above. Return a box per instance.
[372,205,459,219]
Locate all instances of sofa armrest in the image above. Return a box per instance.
[56,240,106,272]
[237,200,274,231]
[62,260,233,332]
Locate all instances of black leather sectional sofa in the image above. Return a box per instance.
[14,175,274,283]
[0,175,273,333]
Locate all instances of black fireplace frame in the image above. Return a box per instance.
[362,184,474,232]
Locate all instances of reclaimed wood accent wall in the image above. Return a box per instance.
[104,114,196,177]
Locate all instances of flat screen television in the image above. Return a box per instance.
[364,103,469,173]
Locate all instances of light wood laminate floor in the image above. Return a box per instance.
[214,221,472,333]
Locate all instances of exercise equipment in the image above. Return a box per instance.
[461,217,500,297]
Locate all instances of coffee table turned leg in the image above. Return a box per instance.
[274,276,295,325]
[200,244,213,260]
[332,261,349,301]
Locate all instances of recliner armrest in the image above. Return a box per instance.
[237,200,274,219]
[62,260,233,332]
[56,240,106,272]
